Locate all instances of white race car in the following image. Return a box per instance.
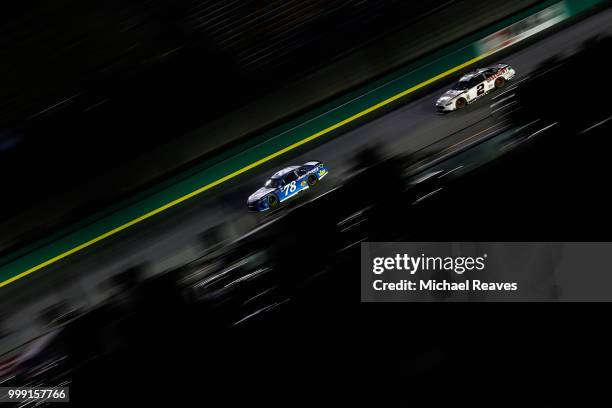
[435,64,516,112]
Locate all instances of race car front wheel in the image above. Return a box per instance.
[307,175,317,186]
[268,194,278,208]
[495,77,506,88]
[455,98,467,109]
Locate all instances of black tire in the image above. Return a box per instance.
[455,98,467,109]
[268,194,278,208]
[307,175,317,187]
[495,77,506,89]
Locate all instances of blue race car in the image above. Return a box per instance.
[247,161,328,212]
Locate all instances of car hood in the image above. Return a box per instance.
[248,186,275,202]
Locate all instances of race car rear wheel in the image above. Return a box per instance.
[307,175,317,186]
[495,77,506,88]
[455,98,467,109]
[268,194,278,208]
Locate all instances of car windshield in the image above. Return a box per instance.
[265,178,281,188]
[451,80,470,90]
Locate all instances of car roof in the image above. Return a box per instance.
[459,66,502,81]
[459,67,498,81]
[271,165,300,179]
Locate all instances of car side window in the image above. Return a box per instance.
[296,167,307,176]
[284,171,298,184]
[471,74,484,87]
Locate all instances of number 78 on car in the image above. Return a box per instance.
[247,161,328,212]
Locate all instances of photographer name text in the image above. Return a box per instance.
[371,254,517,292]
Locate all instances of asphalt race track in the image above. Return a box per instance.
[3,7,612,325]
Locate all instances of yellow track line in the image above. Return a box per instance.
[0,51,493,288]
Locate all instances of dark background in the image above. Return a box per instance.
[1,1,610,402]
